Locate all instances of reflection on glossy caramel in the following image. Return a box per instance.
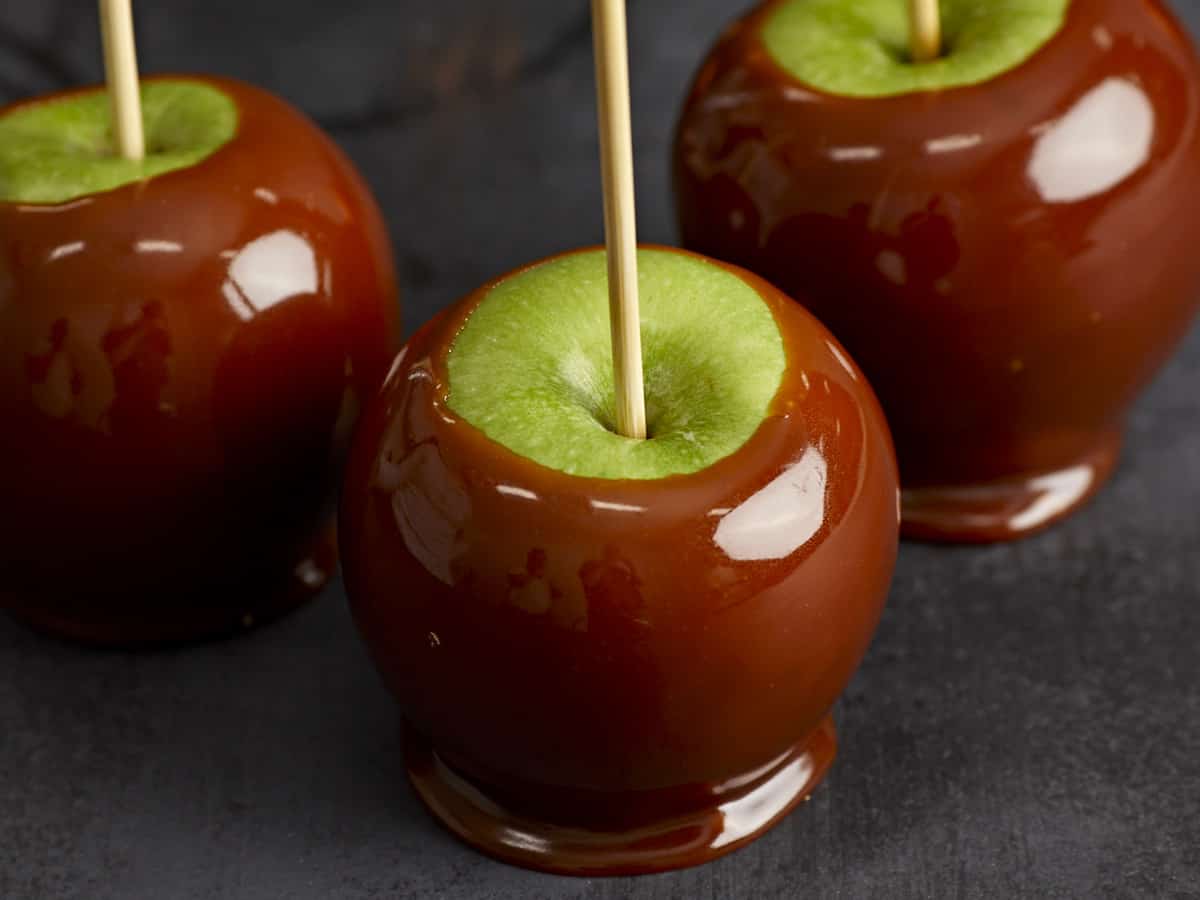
[675,0,1200,541]
[1028,77,1155,203]
[0,76,400,644]
[340,247,898,874]
[713,445,826,561]
[223,229,320,319]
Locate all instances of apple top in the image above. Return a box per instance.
[445,247,789,480]
[761,0,1070,98]
[0,79,237,205]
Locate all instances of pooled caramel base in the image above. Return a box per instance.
[403,715,838,877]
[902,431,1121,543]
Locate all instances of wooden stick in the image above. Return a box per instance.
[908,0,941,63]
[591,0,647,440]
[99,0,145,161]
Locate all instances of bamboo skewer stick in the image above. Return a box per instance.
[908,0,942,63]
[99,0,145,161]
[591,0,647,441]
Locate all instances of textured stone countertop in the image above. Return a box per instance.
[2,2,1199,897]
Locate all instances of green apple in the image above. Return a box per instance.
[447,248,786,479]
[0,79,237,204]
[761,0,1070,97]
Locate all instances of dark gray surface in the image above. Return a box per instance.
[2,2,1200,898]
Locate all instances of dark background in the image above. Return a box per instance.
[2,2,1199,898]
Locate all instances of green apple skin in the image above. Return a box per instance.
[447,247,786,479]
[762,0,1070,97]
[0,79,237,204]
[340,246,900,874]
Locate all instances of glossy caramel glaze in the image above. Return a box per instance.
[340,247,898,874]
[0,76,400,644]
[675,0,1200,541]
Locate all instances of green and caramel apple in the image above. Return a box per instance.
[340,246,899,875]
[675,0,1200,541]
[0,76,400,644]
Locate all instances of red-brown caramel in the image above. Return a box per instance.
[340,247,898,875]
[0,76,400,644]
[675,0,1200,541]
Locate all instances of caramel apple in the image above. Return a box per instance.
[674,0,1200,541]
[340,247,898,874]
[0,76,400,644]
